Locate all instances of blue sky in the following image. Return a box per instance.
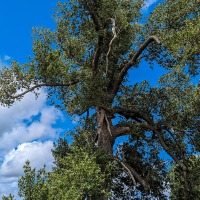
[0,0,161,198]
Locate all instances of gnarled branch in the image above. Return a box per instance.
[113,106,153,125]
[111,124,131,138]
[112,36,161,95]
[114,157,150,191]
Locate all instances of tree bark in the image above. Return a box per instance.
[96,107,114,200]
[96,107,114,156]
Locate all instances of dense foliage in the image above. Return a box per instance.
[1,0,200,199]
[4,133,117,200]
[169,155,200,200]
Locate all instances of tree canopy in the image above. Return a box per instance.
[169,155,200,200]
[1,0,200,199]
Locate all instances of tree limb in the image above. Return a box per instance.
[111,124,131,138]
[113,106,153,125]
[84,0,101,31]
[114,157,150,191]
[112,36,161,95]
[92,35,103,71]
[5,81,78,99]
[137,122,188,172]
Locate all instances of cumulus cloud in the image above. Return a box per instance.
[0,181,19,199]
[0,141,54,199]
[0,88,65,198]
[0,106,63,153]
[0,141,54,181]
[0,88,64,152]
[0,90,46,135]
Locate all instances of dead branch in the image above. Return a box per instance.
[105,114,112,137]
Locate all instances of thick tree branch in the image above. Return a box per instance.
[112,36,161,95]
[114,157,150,191]
[5,81,78,99]
[92,35,103,71]
[84,0,101,31]
[82,1,103,71]
[111,124,131,138]
[113,106,153,125]
[137,122,188,172]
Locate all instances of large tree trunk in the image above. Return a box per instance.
[96,107,114,155]
[95,107,115,200]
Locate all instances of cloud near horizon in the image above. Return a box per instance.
[0,141,54,181]
[0,89,65,199]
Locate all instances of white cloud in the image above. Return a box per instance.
[0,88,66,198]
[0,141,54,181]
[0,90,63,153]
[0,181,19,199]
[0,141,54,199]
[0,90,46,135]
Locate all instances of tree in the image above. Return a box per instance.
[16,132,116,200]
[18,161,48,200]
[2,194,15,200]
[48,132,114,200]
[169,155,200,200]
[0,0,200,199]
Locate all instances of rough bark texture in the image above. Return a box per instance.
[96,108,114,200]
[97,108,114,156]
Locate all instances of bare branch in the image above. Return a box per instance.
[114,157,150,191]
[5,81,78,99]
[106,18,117,75]
[112,36,161,95]
[105,114,113,137]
